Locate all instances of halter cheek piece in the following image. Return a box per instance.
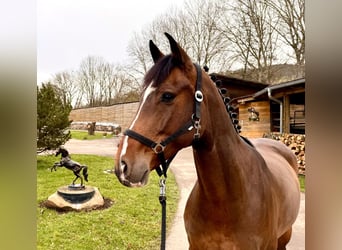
[123,63,203,178]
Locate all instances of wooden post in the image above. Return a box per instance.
[87,122,96,135]
[283,95,290,133]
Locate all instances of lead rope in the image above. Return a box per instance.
[159,178,167,250]
[156,152,168,250]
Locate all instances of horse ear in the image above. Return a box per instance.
[164,32,192,69]
[149,40,164,63]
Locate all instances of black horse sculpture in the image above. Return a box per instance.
[51,146,89,186]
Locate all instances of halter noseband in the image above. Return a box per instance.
[123,63,203,178]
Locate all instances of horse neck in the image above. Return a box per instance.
[61,151,69,158]
[192,80,260,203]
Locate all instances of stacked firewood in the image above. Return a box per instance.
[262,133,305,175]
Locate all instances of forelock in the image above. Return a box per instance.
[143,55,183,88]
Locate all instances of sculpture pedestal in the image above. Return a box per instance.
[45,185,104,211]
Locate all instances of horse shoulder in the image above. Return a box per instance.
[185,183,272,249]
[251,138,301,235]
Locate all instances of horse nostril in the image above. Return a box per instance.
[121,161,128,174]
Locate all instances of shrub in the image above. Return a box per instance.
[37,83,72,153]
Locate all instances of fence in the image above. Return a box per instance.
[69,102,139,132]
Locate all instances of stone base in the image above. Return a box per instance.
[45,185,104,211]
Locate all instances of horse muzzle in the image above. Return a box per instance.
[115,159,150,187]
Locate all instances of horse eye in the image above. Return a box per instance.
[161,92,175,103]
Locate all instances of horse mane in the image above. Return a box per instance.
[61,148,69,156]
[143,55,184,89]
[57,146,70,158]
[240,135,254,147]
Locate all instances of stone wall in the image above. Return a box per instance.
[69,102,139,131]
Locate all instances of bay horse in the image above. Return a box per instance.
[51,146,89,186]
[115,33,300,249]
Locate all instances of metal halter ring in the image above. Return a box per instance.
[195,90,204,102]
[152,143,166,154]
[193,119,201,139]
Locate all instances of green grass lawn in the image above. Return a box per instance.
[70,130,116,140]
[37,154,179,250]
[299,174,305,193]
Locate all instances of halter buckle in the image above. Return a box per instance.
[153,143,166,154]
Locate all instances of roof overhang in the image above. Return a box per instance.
[235,78,305,104]
[253,78,305,99]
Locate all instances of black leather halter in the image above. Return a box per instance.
[123,63,203,178]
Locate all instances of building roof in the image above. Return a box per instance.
[234,78,305,104]
[210,73,269,89]
[253,78,305,98]
[209,73,269,99]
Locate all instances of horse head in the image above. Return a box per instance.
[55,146,69,158]
[115,33,212,187]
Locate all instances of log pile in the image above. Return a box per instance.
[262,133,305,175]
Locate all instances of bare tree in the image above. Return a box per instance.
[96,59,107,106]
[108,64,140,104]
[127,31,152,80]
[101,62,117,104]
[78,56,99,107]
[127,0,232,74]
[52,70,83,108]
[51,55,139,107]
[126,10,189,82]
[77,56,123,107]
[220,0,282,82]
[265,0,305,65]
[150,7,191,52]
[183,0,231,72]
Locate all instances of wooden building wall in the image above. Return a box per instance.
[239,101,270,138]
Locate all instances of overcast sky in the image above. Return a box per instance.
[37,0,186,84]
